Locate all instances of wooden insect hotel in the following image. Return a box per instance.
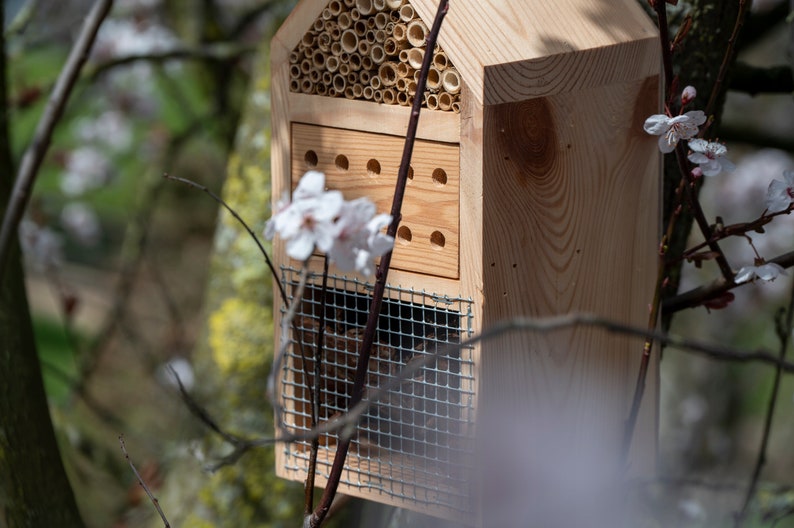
[271,0,660,521]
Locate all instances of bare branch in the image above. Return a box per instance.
[119,435,171,528]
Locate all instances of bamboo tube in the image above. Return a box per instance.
[331,42,342,56]
[347,72,358,84]
[301,79,315,94]
[373,89,383,102]
[326,21,341,40]
[363,85,375,99]
[370,75,382,89]
[425,93,439,110]
[396,77,407,91]
[303,46,313,59]
[375,29,386,43]
[316,83,328,96]
[322,71,333,84]
[371,44,386,65]
[349,7,361,20]
[289,79,300,92]
[426,66,441,91]
[389,10,400,23]
[433,50,448,70]
[359,70,371,84]
[406,47,424,70]
[312,49,326,70]
[383,37,399,55]
[357,40,371,55]
[385,0,403,8]
[365,30,377,44]
[452,101,461,113]
[322,7,333,20]
[317,32,332,52]
[301,32,315,47]
[398,49,410,63]
[373,0,386,10]
[328,0,344,16]
[338,62,350,75]
[289,50,301,63]
[352,83,364,98]
[396,61,412,78]
[386,21,395,32]
[309,69,321,83]
[354,19,367,36]
[361,56,374,70]
[343,0,355,6]
[332,74,346,92]
[344,86,355,99]
[289,63,301,80]
[313,18,324,32]
[406,80,417,95]
[326,55,340,73]
[378,62,398,87]
[438,91,453,111]
[328,88,337,97]
[300,59,312,75]
[382,87,397,104]
[374,12,389,29]
[397,91,411,106]
[407,20,428,47]
[341,29,358,53]
[356,0,375,16]
[398,4,415,21]
[392,23,407,42]
[367,17,376,29]
[348,52,362,71]
[338,12,353,29]
[441,68,461,94]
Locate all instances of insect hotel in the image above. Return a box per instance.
[270,0,660,520]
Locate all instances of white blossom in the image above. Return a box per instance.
[327,198,394,276]
[19,220,63,271]
[734,262,785,284]
[681,85,697,105]
[60,147,112,196]
[765,170,794,214]
[643,110,706,153]
[687,139,735,177]
[60,202,101,246]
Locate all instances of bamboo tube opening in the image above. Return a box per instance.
[392,23,407,42]
[363,85,375,99]
[343,0,355,6]
[289,79,300,92]
[406,47,424,70]
[438,91,453,111]
[385,21,395,32]
[344,86,355,99]
[309,69,322,83]
[300,59,312,74]
[302,32,315,47]
[396,77,407,91]
[370,75,382,89]
[367,17,376,29]
[341,29,358,53]
[373,90,383,102]
[338,62,351,75]
[331,41,343,56]
[397,91,411,106]
[359,70,371,84]
[328,0,344,16]
[378,62,398,86]
[441,68,461,94]
[365,30,377,44]
[382,87,397,104]
[289,50,300,63]
[373,0,386,11]
[289,64,302,79]
[349,7,361,20]
[348,53,362,71]
[406,80,417,95]
[356,0,375,16]
[375,29,386,43]
[322,71,333,84]
[316,83,328,96]
[322,7,333,20]
[352,83,364,98]
[337,12,352,29]
[328,24,341,40]
[451,101,461,113]
[326,55,340,73]
[312,49,326,69]
[317,32,332,52]
[406,20,428,47]
[302,46,313,59]
[354,19,367,36]
[383,37,398,55]
[361,56,374,70]
[347,72,358,83]
[426,67,441,90]
[398,49,410,63]
[332,74,346,92]
[396,62,412,78]
[312,18,324,32]
[371,44,386,65]
[374,12,389,29]
[385,0,403,8]
[301,79,315,94]
[398,4,414,22]
[433,51,448,70]
[328,87,337,96]
[425,93,439,110]
[389,9,400,23]
[357,40,371,55]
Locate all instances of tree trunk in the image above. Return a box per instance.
[0,4,84,527]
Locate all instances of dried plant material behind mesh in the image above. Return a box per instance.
[289,0,461,112]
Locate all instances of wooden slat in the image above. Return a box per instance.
[291,123,460,279]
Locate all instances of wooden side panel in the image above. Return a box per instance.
[291,123,461,279]
[477,74,660,518]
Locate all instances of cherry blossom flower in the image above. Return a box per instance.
[765,170,794,214]
[264,171,343,261]
[687,139,735,177]
[327,198,394,276]
[734,261,785,284]
[643,110,706,153]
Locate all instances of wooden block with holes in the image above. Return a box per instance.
[270,0,661,522]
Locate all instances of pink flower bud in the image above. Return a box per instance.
[691,166,703,179]
[681,85,697,105]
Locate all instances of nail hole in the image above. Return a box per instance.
[367,158,381,177]
[304,150,318,168]
[397,225,412,244]
[430,230,445,249]
[335,154,349,171]
[512,263,517,268]
[432,168,447,186]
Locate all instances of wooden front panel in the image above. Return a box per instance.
[291,123,460,279]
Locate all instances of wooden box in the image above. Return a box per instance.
[270,0,660,521]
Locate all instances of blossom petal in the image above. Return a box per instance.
[734,266,756,284]
[643,114,671,135]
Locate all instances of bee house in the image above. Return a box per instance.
[270,0,660,521]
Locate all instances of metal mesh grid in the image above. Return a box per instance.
[278,266,475,513]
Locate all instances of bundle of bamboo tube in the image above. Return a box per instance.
[289,0,460,112]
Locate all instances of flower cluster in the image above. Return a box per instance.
[265,171,394,276]
[765,170,794,214]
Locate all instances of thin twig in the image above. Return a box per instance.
[119,435,171,528]
[0,0,113,280]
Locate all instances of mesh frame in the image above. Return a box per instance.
[278,266,476,515]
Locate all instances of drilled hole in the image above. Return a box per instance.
[335,154,349,171]
[304,150,318,168]
[432,168,447,186]
[397,225,412,244]
[408,165,414,180]
[430,230,445,249]
[367,159,381,177]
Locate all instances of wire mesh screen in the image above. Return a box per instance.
[278,266,476,515]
